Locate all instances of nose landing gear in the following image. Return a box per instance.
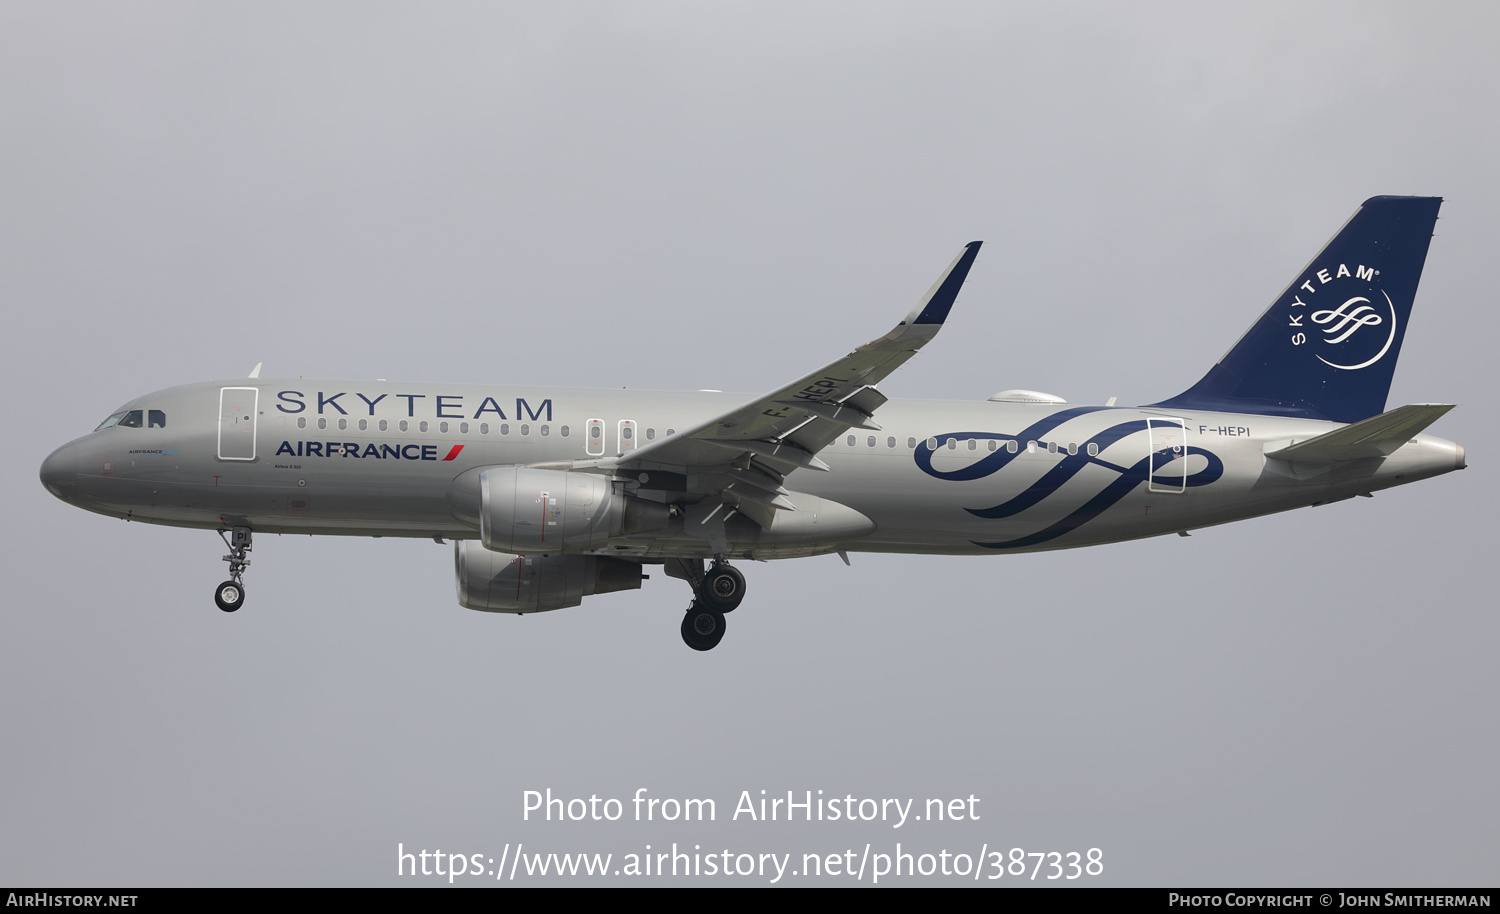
[214,526,252,613]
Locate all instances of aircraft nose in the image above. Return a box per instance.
[39,444,78,503]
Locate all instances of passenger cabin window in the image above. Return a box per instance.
[460,422,469,434]
[646,428,656,441]
[297,417,307,429]
[317,417,327,430]
[439,421,448,433]
[419,421,429,432]
[148,410,166,428]
[561,426,569,437]
[541,424,550,437]
[399,420,409,432]
[846,435,856,446]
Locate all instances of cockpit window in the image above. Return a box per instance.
[95,408,160,431]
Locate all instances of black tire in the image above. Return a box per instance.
[680,604,726,651]
[214,581,245,613]
[697,564,745,613]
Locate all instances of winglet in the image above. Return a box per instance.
[248,362,263,379]
[905,241,983,326]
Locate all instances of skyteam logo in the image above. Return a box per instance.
[915,407,1223,549]
[1288,263,1398,371]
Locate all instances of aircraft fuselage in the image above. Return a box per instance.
[40,378,1464,559]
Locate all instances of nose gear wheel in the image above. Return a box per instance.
[214,527,253,613]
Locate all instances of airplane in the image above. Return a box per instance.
[39,196,1465,651]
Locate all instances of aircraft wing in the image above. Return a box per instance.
[609,241,982,527]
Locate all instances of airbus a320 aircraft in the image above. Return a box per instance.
[40,196,1464,650]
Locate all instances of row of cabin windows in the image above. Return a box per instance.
[844,434,1100,457]
[299,416,562,436]
[295,416,677,440]
[98,407,1099,459]
[600,425,675,442]
[96,409,166,430]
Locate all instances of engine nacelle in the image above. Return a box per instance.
[454,541,644,613]
[448,466,668,554]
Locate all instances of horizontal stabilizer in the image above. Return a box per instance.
[1264,404,1455,462]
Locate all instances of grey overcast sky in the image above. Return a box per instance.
[2,2,1495,887]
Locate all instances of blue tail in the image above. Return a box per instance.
[1150,196,1442,423]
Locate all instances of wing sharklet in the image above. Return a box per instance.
[904,241,983,326]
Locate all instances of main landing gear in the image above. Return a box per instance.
[214,526,252,613]
[673,559,746,651]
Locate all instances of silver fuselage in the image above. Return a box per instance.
[39,379,1465,560]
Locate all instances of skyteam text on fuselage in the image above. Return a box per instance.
[40,197,1464,650]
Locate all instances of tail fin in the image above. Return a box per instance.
[1150,196,1442,423]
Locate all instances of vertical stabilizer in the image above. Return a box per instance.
[1150,196,1441,423]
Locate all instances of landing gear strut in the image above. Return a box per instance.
[669,558,746,651]
[214,526,252,613]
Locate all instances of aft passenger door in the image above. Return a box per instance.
[1147,417,1186,493]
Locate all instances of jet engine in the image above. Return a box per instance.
[447,466,669,554]
[454,540,644,613]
